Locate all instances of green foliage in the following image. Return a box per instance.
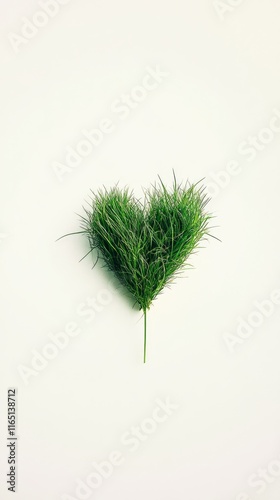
[79,176,212,312]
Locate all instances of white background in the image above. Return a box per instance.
[1,1,280,499]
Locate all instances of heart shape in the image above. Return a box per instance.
[80,176,211,313]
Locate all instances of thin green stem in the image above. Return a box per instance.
[143,308,147,363]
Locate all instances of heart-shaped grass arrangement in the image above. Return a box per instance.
[65,175,213,362]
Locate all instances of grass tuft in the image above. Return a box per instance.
[74,174,214,362]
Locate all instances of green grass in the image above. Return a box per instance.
[67,175,214,362]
